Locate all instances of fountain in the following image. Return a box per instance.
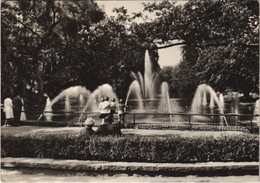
[42,86,91,121]
[42,84,119,122]
[78,84,119,122]
[65,95,71,112]
[191,84,228,125]
[233,93,240,122]
[50,86,91,107]
[43,97,52,121]
[124,50,173,123]
[40,50,173,123]
[125,50,172,116]
[40,50,250,126]
[144,50,154,99]
[159,82,173,122]
[79,94,84,108]
[125,80,144,111]
[253,99,259,123]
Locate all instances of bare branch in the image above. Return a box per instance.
[31,12,48,29]
[157,42,185,49]
[157,42,259,49]
[16,20,42,38]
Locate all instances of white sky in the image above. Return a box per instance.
[96,0,186,68]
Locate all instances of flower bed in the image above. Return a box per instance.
[1,134,258,163]
[137,124,250,132]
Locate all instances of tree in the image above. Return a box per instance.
[79,7,146,98]
[2,1,156,103]
[158,46,200,99]
[1,0,105,103]
[2,0,258,105]
[138,0,259,98]
[195,45,259,98]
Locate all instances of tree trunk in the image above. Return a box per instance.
[36,66,44,106]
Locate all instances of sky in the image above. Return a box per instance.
[95,0,186,68]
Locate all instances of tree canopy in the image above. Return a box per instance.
[140,0,259,98]
[1,0,259,104]
[1,0,106,103]
[1,1,150,102]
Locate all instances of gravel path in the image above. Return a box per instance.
[1,169,259,183]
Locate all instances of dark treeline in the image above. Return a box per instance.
[1,0,259,105]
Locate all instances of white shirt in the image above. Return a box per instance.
[110,102,116,111]
[99,101,110,114]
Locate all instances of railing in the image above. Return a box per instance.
[124,112,259,132]
[6,108,258,132]
[38,110,258,123]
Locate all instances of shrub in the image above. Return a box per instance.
[1,134,258,163]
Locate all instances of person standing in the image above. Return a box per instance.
[13,94,23,126]
[99,96,111,124]
[3,96,14,127]
[98,97,105,124]
[118,99,127,125]
[109,98,117,123]
[20,97,26,121]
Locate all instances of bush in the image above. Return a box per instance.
[1,134,258,163]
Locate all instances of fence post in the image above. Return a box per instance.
[133,114,135,125]
[188,115,191,125]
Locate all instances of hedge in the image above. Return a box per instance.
[1,134,258,163]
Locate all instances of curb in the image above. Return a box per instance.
[1,158,259,176]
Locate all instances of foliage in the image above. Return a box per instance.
[1,0,259,104]
[158,46,200,99]
[1,134,258,162]
[140,0,259,98]
[1,0,105,103]
[195,45,259,96]
[1,1,159,102]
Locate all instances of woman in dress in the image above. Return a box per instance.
[3,96,14,127]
